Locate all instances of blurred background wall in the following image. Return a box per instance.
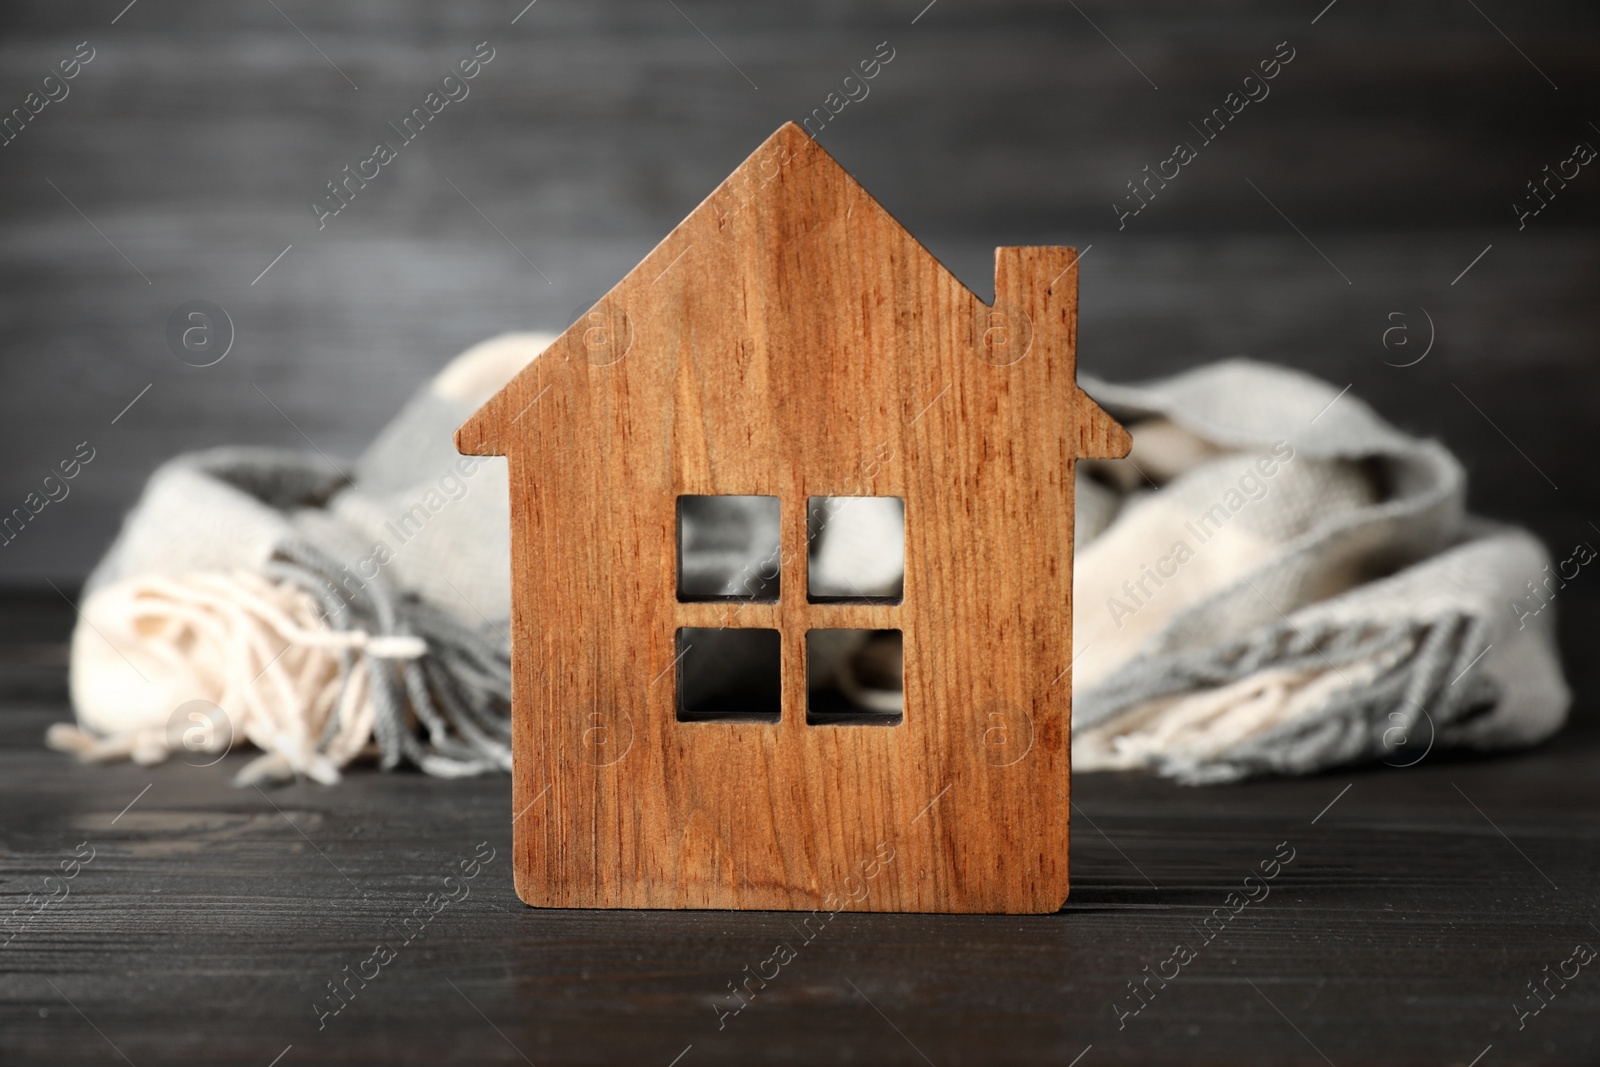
[0,0,1596,597]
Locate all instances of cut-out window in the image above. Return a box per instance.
[806,497,905,602]
[806,629,903,725]
[677,495,781,602]
[677,627,781,722]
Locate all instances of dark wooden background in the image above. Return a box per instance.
[1,1,1598,1063]
[0,0,1597,583]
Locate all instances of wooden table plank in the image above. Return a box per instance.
[2,601,1597,1064]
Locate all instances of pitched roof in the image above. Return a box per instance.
[457,122,1127,459]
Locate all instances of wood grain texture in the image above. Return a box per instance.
[458,123,1130,912]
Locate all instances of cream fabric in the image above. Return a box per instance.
[51,346,1568,786]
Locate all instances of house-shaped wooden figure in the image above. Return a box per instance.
[457,122,1129,913]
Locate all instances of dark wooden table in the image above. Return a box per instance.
[3,593,1597,1066]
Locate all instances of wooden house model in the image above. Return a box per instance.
[456,122,1129,913]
